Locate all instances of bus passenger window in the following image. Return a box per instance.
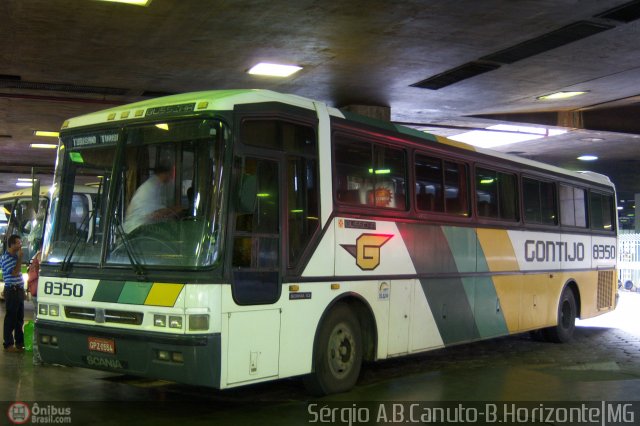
[589,192,615,231]
[334,137,406,210]
[444,161,469,216]
[415,154,468,216]
[287,156,319,266]
[415,155,443,212]
[476,167,518,221]
[523,177,557,225]
[559,184,587,227]
[335,139,370,206]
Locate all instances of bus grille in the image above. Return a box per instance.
[64,306,143,325]
[597,270,614,310]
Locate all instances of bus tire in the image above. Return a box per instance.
[543,287,577,343]
[303,304,363,395]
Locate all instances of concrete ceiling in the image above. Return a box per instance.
[2,0,640,206]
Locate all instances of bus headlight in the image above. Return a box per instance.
[188,314,209,331]
[169,316,183,329]
[49,304,60,316]
[39,304,49,316]
[154,315,166,327]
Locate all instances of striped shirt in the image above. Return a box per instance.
[1,251,24,288]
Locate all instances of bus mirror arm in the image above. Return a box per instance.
[31,168,41,214]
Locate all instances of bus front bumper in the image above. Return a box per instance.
[37,320,221,388]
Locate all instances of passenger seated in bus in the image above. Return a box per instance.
[124,160,181,233]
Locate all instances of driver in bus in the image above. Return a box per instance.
[123,160,181,233]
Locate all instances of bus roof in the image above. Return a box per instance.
[62,89,339,130]
[61,89,614,189]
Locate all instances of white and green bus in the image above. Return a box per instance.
[37,90,617,395]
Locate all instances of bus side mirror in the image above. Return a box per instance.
[238,173,257,214]
[32,177,41,214]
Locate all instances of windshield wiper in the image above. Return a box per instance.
[59,209,93,273]
[112,218,147,279]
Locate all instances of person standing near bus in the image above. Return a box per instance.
[1,234,25,352]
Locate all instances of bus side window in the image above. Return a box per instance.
[475,167,518,221]
[559,184,587,228]
[589,191,615,231]
[334,138,370,207]
[334,137,407,210]
[523,177,557,225]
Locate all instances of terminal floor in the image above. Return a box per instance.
[1,293,639,425]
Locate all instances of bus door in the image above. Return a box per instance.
[230,155,281,305]
[229,111,319,305]
[226,113,319,383]
[227,154,282,384]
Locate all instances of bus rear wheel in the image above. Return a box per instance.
[304,303,363,395]
[543,287,577,343]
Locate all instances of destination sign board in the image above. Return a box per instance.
[69,132,120,148]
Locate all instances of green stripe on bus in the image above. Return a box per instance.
[473,276,509,338]
[420,277,480,345]
[397,223,458,274]
[475,232,491,273]
[92,280,126,303]
[118,281,152,304]
[442,226,477,273]
[395,125,439,142]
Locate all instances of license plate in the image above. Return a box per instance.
[88,337,116,354]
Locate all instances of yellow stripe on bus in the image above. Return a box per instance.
[476,228,519,272]
[492,275,521,333]
[144,283,184,307]
[434,135,477,151]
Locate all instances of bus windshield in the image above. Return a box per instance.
[43,119,226,269]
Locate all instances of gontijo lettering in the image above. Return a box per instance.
[524,240,585,262]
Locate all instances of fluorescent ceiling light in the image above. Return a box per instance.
[449,124,567,148]
[368,168,391,174]
[537,91,586,100]
[247,62,302,77]
[33,130,60,137]
[577,155,598,161]
[30,143,58,149]
[17,178,34,182]
[16,182,33,187]
[96,0,152,6]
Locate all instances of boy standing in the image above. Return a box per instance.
[1,235,25,352]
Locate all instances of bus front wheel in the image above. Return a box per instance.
[543,287,577,343]
[304,304,363,395]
